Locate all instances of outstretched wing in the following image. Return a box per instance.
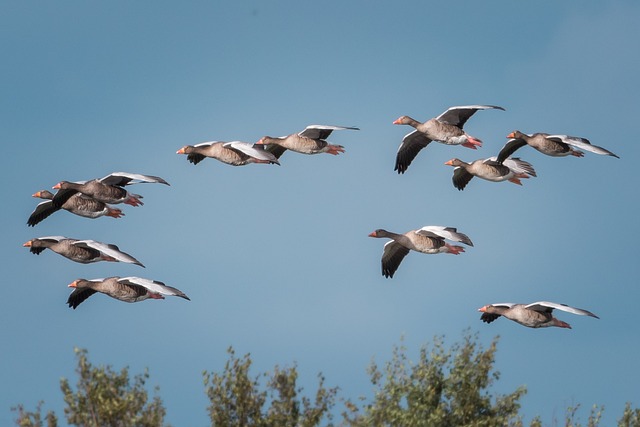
[100,172,170,186]
[526,301,600,318]
[74,240,145,267]
[28,200,60,227]
[546,135,619,158]
[67,288,98,309]
[496,138,528,164]
[436,105,505,129]
[298,125,359,140]
[451,167,474,191]
[224,141,280,164]
[415,226,473,246]
[118,277,190,300]
[380,241,411,278]
[395,131,432,174]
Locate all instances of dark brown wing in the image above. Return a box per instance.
[67,288,98,309]
[27,201,60,227]
[380,241,411,278]
[480,313,501,324]
[187,153,206,165]
[51,188,79,209]
[437,105,505,129]
[496,138,528,164]
[451,167,474,191]
[394,131,432,174]
[263,144,288,160]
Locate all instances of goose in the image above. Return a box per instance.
[52,172,169,208]
[497,131,619,161]
[478,301,599,329]
[67,276,190,309]
[444,156,536,191]
[177,141,280,166]
[256,124,359,158]
[23,236,144,266]
[393,105,505,174]
[368,226,473,278]
[27,190,123,227]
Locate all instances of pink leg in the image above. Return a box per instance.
[462,136,482,149]
[445,244,465,255]
[107,208,124,218]
[508,177,523,185]
[326,144,345,155]
[125,196,144,207]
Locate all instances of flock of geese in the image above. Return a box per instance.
[24,104,619,329]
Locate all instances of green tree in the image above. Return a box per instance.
[618,402,640,427]
[13,348,167,427]
[203,346,338,427]
[12,401,58,427]
[342,332,526,427]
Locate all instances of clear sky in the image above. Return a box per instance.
[2,1,639,425]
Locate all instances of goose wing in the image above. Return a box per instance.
[436,105,505,128]
[28,200,60,227]
[496,138,528,164]
[525,301,599,318]
[74,240,144,267]
[50,187,84,209]
[380,241,411,278]
[298,125,359,140]
[451,167,474,191]
[67,288,98,309]
[223,141,280,164]
[546,135,619,158]
[100,172,170,186]
[118,277,190,300]
[415,226,473,246]
[394,131,432,174]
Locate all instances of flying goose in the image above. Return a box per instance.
[478,301,599,329]
[497,131,619,161]
[177,141,280,166]
[52,172,169,208]
[67,276,190,309]
[393,105,505,173]
[23,236,144,266]
[444,156,536,190]
[368,226,473,278]
[27,190,123,227]
[256,124,359,158]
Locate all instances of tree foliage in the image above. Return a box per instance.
[343,332,526,427]
[12,401,58,427]
[203,347,338,427]
[11,337,640,427]
[12,348,167,427]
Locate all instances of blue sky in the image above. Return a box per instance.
[2,1,639,425]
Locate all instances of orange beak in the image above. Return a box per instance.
[176,147,186,154]
[23,241,32,247]
[68,280,79,288]
[32,191,41,198]
[392,118,402,125]
[444,160,454,166]
[368,231,377,238]
[52,183,61,190]
[478,306,487,312]
[507,132,515,138]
